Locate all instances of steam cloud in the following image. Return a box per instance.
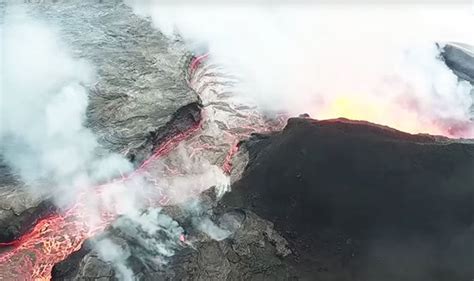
[0,7,133,206]
[126,1,474,137]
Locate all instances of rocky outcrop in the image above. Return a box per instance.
[29,0,199,164]
[442,43,474,84]
[0,160,55,243]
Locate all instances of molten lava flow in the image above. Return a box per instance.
[137,54,286,205]
[0,121,201,281]
[0,53,285,280]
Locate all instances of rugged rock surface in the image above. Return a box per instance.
[0,159,55,243]
[0,0,199,243]
[28,0,199,163]
[52,189,294,281]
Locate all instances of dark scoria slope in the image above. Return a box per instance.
[222,117,474,281]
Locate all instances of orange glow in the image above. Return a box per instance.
[315,95,455,137]
[329,96,380,121]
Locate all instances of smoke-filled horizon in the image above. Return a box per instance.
[127,1,474,137]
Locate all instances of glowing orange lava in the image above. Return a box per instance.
[0,120,202,281]
[0,56,209,281]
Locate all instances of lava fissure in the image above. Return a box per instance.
[0,52,287,280]
[0,121,202,280]
[0,97,202,250]
[0,56,204,280]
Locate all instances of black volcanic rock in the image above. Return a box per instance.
[222,117,474,281]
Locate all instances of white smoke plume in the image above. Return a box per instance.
[93,208,185,281]
[126,1,474,137]
[196,217,232,241]
[0,6,228,205]
[151,144,230,205]
[112,208,184,258]
[0,7,133,206]
[95,238,135,281]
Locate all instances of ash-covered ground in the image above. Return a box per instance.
[1,0,474,280]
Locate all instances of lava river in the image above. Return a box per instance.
[0,55,285,280]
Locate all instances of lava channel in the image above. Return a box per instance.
[0,54,285,280]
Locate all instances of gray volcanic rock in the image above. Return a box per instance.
[29,0,199,163]
[439,42,473,121]
[442,43,474,83]
[165,211,292,281]
[52,189,294,281]
[0,0,199,243]
[0,159,55,242]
